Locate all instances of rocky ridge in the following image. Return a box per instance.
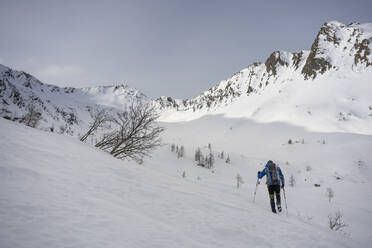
[156,21,372,112]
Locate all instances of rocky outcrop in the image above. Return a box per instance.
[292,51,304,70]
[301,22,335,79]
[265,51,289,76]
[354,38,372,66]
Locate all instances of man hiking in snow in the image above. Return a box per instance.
[257,160,285,213]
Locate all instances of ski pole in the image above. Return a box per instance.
[283,187,288,215]
[253,178,260,203]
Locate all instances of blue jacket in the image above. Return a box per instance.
[258,162,285,186]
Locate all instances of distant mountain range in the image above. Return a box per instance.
[0,63,147,134]
[1,21,371,134]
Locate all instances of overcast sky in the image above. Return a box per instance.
[0,0,371,99]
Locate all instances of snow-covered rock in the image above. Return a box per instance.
[0,64,148,135]
[157,21,372,134]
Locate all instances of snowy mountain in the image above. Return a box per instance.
[1,21,372,134]
[1,20,372,248]
[0,63,147,134]
[157,21,372,134]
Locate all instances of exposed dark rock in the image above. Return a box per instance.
[24,81,31,88]
[302,23,334,79]
[292,51,304,70]
[56,107,78,125]
[247,86,254,95]
[64,88,75,94]
[265,51,288,76]
[319,22,341,45]
[354,38,372,66]
[9,85,24,107]
[301,22,345,79]
[0,79,6,94]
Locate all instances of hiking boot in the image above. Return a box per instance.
[278,205,282,212]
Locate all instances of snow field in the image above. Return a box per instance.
[1,117,371,247]
[159,115,372,246]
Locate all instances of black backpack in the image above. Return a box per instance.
[268,163,280,185]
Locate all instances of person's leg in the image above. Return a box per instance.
[268,186,276,213]
[274,185,282,212]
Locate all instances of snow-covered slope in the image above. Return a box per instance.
[157,21,372,134]
[1,117,371,247]
[1,20,372,248]
[0,63,147,135]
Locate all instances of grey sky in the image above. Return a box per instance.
[0,0,371,99]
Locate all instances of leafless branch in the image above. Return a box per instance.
[95,103,165,161]
[80,108,112,142]
[328,211,347,231]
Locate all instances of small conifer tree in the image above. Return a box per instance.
[236,173,244,188]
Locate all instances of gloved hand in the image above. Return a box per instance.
[281,184,284,189]
[257,171,260,177]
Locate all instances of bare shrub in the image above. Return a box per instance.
[80,108,112,142]
[328,211,347,231]
[95,103,164,161]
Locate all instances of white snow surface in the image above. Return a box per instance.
[160,70,372,134]
[1,117,372,247]
[1,21,372,247]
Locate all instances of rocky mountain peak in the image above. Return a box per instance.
[265,51,290,76]
[302,21,372,79]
